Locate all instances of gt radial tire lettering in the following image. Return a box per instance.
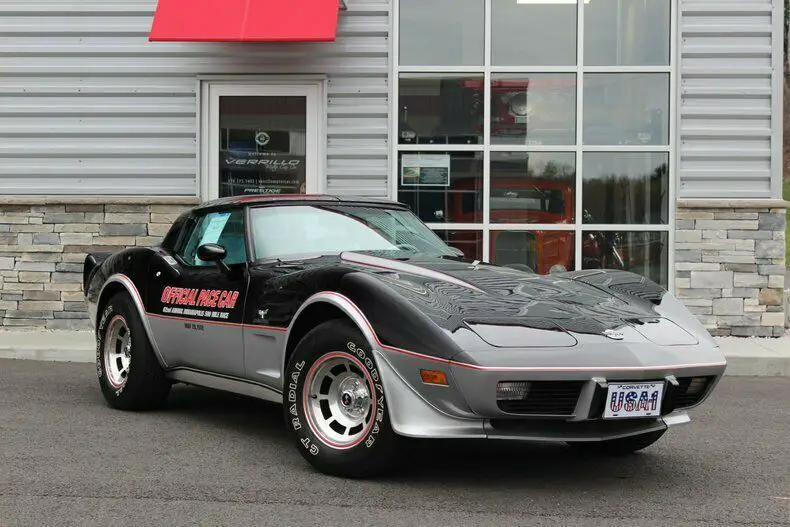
[96,304,114,381]
[289,361,305,432]
[301,437,319,456]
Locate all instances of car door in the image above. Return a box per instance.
[146,207,249,377]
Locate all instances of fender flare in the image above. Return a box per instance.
[97,274,168,368]
[282,292,472,437]
[282,291,379,375]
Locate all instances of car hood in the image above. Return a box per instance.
[339,251,700,347]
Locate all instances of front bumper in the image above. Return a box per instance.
[372,342,726,442]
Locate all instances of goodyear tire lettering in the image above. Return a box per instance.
[345,340,386,449]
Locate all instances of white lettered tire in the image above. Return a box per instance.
[284,319,400,478]
[96,292,171,410]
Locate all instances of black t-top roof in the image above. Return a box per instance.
[193,194,408,212]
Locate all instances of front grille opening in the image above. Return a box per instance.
[496,381,585,416]
[674,376,715,408]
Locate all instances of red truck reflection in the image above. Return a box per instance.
[450,178,627,275]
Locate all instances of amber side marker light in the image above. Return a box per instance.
[420,369,449,386]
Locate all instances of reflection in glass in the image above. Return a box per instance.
[398,151,483,224]
[582,153,669,225]
[490,152,576,224]
[491,231,575,275]
[583,74,669,145]
[433,230,483,261]
[491,0,577,65]
[582,231,668,287]
[219,96,306,198]
[399,76,484,145]
[489,75,576,145]
[399,0,484,66]
[585,0,670,66]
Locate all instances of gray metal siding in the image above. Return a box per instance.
[0,0,390,196]
[678,0,782,199]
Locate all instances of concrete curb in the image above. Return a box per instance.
[0,330,95,363]
[1,330,789,377]
[713,335,790,377]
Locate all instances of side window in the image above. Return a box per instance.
[160,213,189,251]
[176,209,247,267]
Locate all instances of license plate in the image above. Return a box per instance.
[603,381,664,419]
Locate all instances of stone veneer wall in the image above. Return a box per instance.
[0,198,197,330]
[1,197,787,336]
[675,200,788,337]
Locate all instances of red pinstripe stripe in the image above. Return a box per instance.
[115,278,725,374]
[147,312,287,331]
[318,291,727,373]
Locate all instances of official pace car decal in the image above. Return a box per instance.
[159,286,240,321]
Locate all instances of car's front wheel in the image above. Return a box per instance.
[284,319,400,478]
[568,429,666,456]
[96,292,171,410]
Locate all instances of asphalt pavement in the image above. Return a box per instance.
[1,359,789,527]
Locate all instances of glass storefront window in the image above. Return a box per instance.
[434,230,484,261]
[582,153,669,225]
[395,0,674,286]
[491,230,575,275]
[219,96,307,197]
[582,231,669,287]
[399,0,484,66]
[399,76,484,145]
[583,73,669,146]
[585,0,670,66]
[489,74,576,146]
[490,152,576,224]
[491,0,577,66]
[397,151,484,224]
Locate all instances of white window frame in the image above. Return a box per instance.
[199,77,327,202]
[390,0,678,290]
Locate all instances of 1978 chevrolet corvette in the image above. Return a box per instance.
[83,195,727,477]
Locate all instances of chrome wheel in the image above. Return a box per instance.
[303,352,376,449]
[104,315,131,389]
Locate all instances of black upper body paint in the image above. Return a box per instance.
[84,196,675,362]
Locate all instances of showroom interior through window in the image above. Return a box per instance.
[394,0,673,287]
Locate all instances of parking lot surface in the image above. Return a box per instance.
[1,359,788,526]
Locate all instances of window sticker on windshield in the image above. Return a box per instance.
[200,212,231,245]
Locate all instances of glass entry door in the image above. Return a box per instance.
[205,83,322,200]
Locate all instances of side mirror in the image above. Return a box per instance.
[197,243,230,273]
[448,247,465,258]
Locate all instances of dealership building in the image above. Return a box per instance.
[0,0,786,336]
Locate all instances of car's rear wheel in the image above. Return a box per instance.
[568,429,666,456]
[284,318,400,478]
[96,292,171,410]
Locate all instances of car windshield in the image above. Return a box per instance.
[249,204,458,260]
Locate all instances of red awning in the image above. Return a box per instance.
[149,0,341,43]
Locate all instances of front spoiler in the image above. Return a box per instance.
[373,349,692,442]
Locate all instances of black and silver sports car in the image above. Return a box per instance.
[83,195,727,477]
